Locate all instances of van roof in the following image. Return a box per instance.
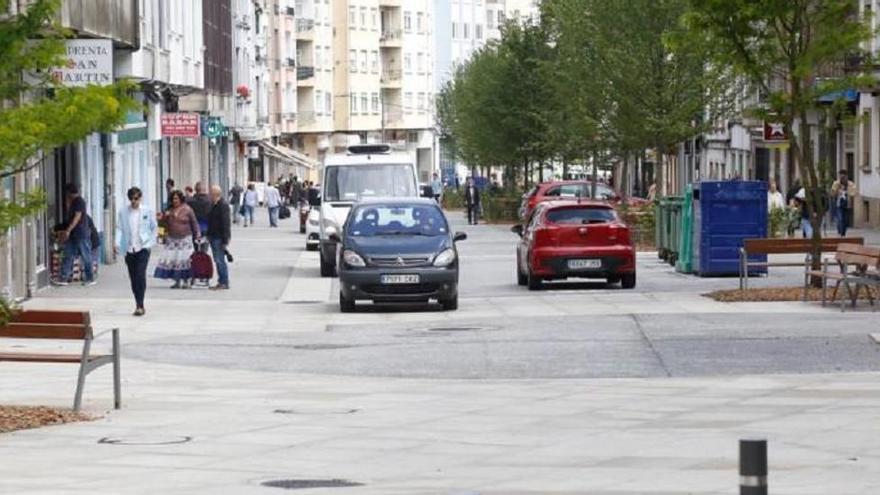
[324,151,413,167]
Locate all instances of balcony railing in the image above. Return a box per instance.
[381,70,402,83]
[298,111,316,124]
[380,28,402,42]
[297,18,315,32]
[297,66,315,80]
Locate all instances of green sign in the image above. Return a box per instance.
[201,116,225,139]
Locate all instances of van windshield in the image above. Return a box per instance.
[324,164,417,202]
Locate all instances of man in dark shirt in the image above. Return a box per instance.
[229,183,244,225]
[58,183,95,285]
[187,181,212,233]
[207,185,232,290]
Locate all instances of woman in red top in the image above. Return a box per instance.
[154,190,201,288]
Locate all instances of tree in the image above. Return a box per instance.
[0,0,139,320]
[681,0,872,263]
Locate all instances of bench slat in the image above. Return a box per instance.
[0,352,104,363]
[0,323,89,340]
[10,310,89,325]
[744,237,865,254]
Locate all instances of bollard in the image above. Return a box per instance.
[739,438,768,495]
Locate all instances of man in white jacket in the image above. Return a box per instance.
[265,182,282,228]
[115,187,158,316]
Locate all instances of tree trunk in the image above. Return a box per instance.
[538,160,544,183]
[591,150,598,199]
[655,143,664,198]
[620,152,630,200]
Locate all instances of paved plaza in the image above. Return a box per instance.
[2,210,880,494]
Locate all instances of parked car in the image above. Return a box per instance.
[512,200,636,290]
[305,208,320,251]
[333,198,467,312]
[519,180,649,220]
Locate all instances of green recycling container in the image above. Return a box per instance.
[655,196,684,264]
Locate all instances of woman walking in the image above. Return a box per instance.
[242,183,258,227]
[154,190,201,288]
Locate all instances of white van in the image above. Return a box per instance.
[318,144,420,276]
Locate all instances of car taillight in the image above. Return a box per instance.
[534,225,559,245]
[609,223,631,245]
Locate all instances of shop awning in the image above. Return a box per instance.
[257,141,317,169]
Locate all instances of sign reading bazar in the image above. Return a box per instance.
[161,113,201,137]
[53,39,113,87]
[763,121,787,142]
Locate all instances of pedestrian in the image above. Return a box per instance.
[115,187,158,316]
[229,182,244,225]
[265,180,282,228]
[831,169,856,237]
[795,188,813,239]
[431,172,443,203]
[164,178,175,210]
[56,183,95,286]
[464,177,481,225]
[207,185,231,290]
[242,183,258,226]
[768,180,785,212]
[647,182,658,201]
[187,181,212,234]
[184,186,194,199]
[154,190,200,288]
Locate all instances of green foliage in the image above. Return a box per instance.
[768,207,790,238]
[480,191,522,223]
[441,188,464,210]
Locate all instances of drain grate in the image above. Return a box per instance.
[98,435,192,446]
[261,479,364,490]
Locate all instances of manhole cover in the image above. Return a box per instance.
[274,408,359,415]
[261,479,364,490]
[292,344,356,350]
[98,435,192,446]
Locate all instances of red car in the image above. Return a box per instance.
[512,200,636,290]
[519,180,649,220]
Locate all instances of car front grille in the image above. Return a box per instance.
[367,256,431,267]
[361,283,440,295]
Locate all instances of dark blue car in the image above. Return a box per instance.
[333,198,467,312]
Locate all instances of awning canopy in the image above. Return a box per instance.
[257,140,317,170]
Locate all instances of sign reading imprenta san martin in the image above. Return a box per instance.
[51,39,113,87]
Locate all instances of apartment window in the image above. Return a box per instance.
[451,22,457,39]
[416,12,423,33]
[498,10,505,25]
[371,7,378,30]
[404,53,412,73]
[417,52,424,74]
[864,110,871,168]
[360,7,367,29]
[405,92,413,114]
[359,49,368,72]
[314,45,322,69]
[417,92,425,114]
[487,9,495,29]
[404,11,412,32]
[349,5,356,27]
[315,90,323,116]
[371,92,379,114]
[325,46,332,71]
[370,50,379,73]
[476,24,483,40]
[351,94,359,115]
[325,92,332,115]
[463,23,469,39]
[349,50,357,72]
[361,93,368,115]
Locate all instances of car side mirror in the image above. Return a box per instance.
[510,224,524,237]
[453,231,467,242]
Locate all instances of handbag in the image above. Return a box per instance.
[238,204,246,216]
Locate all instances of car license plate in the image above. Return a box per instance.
[381,274,420,285]
[568,259,601,270]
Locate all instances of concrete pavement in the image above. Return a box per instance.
[2,208,880,494]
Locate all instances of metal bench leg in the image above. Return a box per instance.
[73,338,92,412]
[112,329,121,410]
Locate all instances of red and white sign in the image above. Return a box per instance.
[161,113,201,137]
[763,122,787,142]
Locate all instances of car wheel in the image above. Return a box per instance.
[440,295,458,311]
[320,252,335,277]
[621,272,636,289]
[306,243,317,252]
[339,292,356,312]
[607,275,621,285]
[516,254,527,286]
[527,270,542,291]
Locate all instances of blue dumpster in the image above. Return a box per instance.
[692,181,767,277]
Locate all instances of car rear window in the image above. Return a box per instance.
[546,207,616,225]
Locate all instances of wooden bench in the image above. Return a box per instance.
[0,310,120,411]
[803,244,880,311]
[738,237,865,289]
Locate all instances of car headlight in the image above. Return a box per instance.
[343,250,366,267]
[433,248,456,267]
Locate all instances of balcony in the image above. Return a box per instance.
[297,66,315,86]
[380,70,402,88]
[384,110,403,124]
[380,28,402,47]
[298,110,316,126]
[296,18,315,39]
[379,0,401,7]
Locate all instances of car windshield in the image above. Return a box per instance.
[349,205,449,237]
[546,207,616,225]
[324,164,417,202]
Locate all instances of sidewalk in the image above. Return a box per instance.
[2,212,880,494]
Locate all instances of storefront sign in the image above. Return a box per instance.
[54,39,113,87]
[161,113,201,137]
[763,122,787,142]
[247,146,261,159]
